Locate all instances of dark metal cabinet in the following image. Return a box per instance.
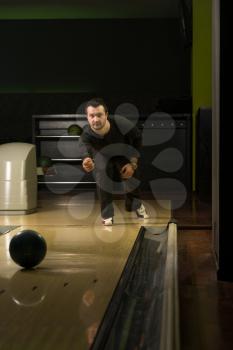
[32,114,96,191]
[138,113,192,196]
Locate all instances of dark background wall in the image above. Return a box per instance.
[0,18,191,142]
[1,19,190,94]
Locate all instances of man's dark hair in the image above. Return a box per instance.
[85,98,108,114]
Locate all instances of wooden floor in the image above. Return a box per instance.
[172,193,212,227]
[178,229,233,350]
[176,196,233,350]
[0,190,170,227]
[0,190,170,350]
[1,190,233,350]
[0,224,144,349]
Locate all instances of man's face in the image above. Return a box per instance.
[86,105,108,131]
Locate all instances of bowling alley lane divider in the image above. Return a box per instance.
[91,221,180,350]
[0,226,19,235]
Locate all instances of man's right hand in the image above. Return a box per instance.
[82,157,95,172]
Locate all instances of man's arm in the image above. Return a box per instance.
[78,134,95,172]
[115,115,142,156]
[127,124,142,170]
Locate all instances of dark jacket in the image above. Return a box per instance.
[78,115,142,161]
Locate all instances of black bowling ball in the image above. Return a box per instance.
[9,230,47,269]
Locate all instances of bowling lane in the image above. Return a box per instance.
[0,197,171,226]
[0,224,146,350]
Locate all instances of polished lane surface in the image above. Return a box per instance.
[0,195,170,349]
[0,225,143,349]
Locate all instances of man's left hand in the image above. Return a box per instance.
[120,163,134,179]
